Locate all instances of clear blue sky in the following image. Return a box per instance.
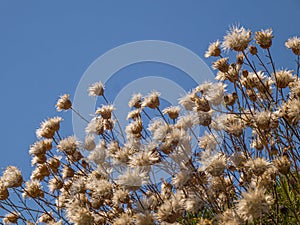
[0,0,299,178]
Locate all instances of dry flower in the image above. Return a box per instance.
[56,94,72,111]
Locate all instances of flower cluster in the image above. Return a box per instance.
[1,25,300,225]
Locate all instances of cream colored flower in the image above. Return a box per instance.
[172,169,191,188]
[236,188,273,222]
[88,81,104,96]
[87,140,107,165]
[56,94,72,111]
[112,188,129,205]
[206,154,227,177]
[205,40,221,58]
[230,151,247,168]
[255,28,274,49]
[212,57,229,73]
[224,114,245,136]
[23,180,44,198]
[157,192,185,223]
[135,212,155,225]
[148,118,169,141]
[83,134,96,151]
[285,36,300,55]
[282,98,300,125]
[223,25,251,51]
[178,92,195,111]
[62,165,75,179]
[3,212,20,224]
[36,117,62,139]
[116,167,149,191]
[193,96,210,112]
[245,157,270,177]
[175,113,197,130]
[128,93,143,108]
[127,108,141,120]
[162,106,181,119]
[85,117,104,135]
[274,156,290,175]
[66,199,94,225]
[205,83,226,106]
[48,176,63,193]
[57,136,79,155]
[255,110,271,130]
[29,139,52,156]
[142,90,160,109]
[2,166,23,188]
[273,69,295,88]
[47,156,62,174]
[95,104,115,119]
[30,164,50,180]
[125,119,143,138]
[129,148,160,167]
[31,155,47,165]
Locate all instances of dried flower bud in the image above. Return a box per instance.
[162,106,180,119]
[273,69,295,88]
[126,119,143,136]
[128,93,142,108]
[224,93,237,106]
[23,180,44,198]
[249,45,257,55]
[56,94,72,111]
[193,96,210,112]
[57,136,78,155]
[48,176,64,193]
[247,89,257,102]
[84,135,96,151]
[205,40,221,58]
[212,57,229,73]
[255,28,274,49]
[274,156,290,175]
[2,166,23,188]
[255,111,271,130]
[127,109,141,120]
[29,139,52,157]
[242,70,249,77]
[95,104,115,119]
[62,165,75,179]
[31,155,47,165]
[142,91,160,109]
[0,181,9,200]
[36,117,62,139]
[88,81,105,96]
[285,36,300,55]
[3,212,20,224]
[236,53,244,64]
[67,150,83,163]
[47,156,61,173]
[223,25,251,52]
[198,111,212,126]
[31,164,50,180]
[282,98,300,125]
[245,157,270,176]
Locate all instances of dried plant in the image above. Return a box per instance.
[1,25,300,225]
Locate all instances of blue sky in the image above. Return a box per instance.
[0,0,299,178]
